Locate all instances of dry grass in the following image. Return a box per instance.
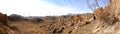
[9,21,50,34]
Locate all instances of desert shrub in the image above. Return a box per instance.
[31,18,44,23]
[8,14,23,21]
[44,16,56,20]
[0,31,2,34]
[109,17,119,25]
[22,18,30,21]
[85,21,91,25]
[43,16,57,23]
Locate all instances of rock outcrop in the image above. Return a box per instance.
[36,0,120,34]
[0,13,9,34]
[0,13,20,34]
[0,13,8,26]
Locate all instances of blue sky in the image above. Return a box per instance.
[0,0,109,16]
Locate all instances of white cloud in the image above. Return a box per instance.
[0,0,80,16]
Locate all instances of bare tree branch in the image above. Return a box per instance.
[86,0,100,10]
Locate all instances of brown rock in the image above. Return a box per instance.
[94,7,116,25]
[0,13,8,26]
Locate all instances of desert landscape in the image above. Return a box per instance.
[1,0,120,34]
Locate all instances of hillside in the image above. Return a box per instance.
[0,0,120,34]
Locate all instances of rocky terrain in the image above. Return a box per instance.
[0,0,120,34]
